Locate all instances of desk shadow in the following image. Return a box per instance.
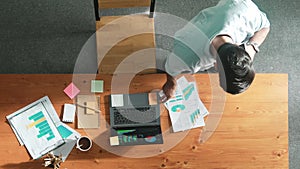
[1,159,44,169]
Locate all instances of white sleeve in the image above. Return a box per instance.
[258,11,270,29]
[165,53,192,76]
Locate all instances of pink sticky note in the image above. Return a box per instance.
[64,82,80,99]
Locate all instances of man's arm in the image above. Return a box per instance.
[245,27,270,59]
[249,27,270,46]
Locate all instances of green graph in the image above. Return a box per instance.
[190,109,201,124]
[28,111,55,141]
[183,84,195,100]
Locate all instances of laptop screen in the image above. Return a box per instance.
[110,92,159,108]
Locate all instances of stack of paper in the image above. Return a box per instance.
[6,96,80,160]
[164,76,209,132]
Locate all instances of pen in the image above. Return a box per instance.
[76,103,101,113]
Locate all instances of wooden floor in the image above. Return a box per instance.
[96,15,156,74]
[0,73,288,169]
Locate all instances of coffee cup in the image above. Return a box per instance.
[76,136,92,151]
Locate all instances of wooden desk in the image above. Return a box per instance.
[0,74,288,169]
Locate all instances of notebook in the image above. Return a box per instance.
[109,92,163,146]
[76,95,100,128]
[62,104,76,123]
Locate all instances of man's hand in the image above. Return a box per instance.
[244,44,256,61]
[161,74,176,102]
[246,27,270,60]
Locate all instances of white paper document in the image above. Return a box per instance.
[164,76,209,132]
[6,96,81,161]
[6,96,65,159]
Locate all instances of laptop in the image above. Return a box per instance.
[109,92,163,146]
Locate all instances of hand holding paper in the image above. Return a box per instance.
[164,76,209,132]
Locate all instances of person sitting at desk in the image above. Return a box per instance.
[162,0,270,101]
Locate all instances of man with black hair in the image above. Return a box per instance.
[162,0,270,100]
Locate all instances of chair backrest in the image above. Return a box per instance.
[99,0,151,9]
[94,0,155,20]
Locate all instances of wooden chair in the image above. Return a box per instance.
[94,0,156,20]
[95,0,157,74]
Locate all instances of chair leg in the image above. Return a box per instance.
[94,0,100,21]
[149,0,155,18]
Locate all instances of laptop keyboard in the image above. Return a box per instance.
[113,106,159,125]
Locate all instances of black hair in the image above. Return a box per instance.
[216,43,255,94]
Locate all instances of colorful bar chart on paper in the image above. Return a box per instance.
[183,84,195,100]
[169,95,183,103]
[28,111,55,141]
[167,95,186,113]
[190,109,201,124]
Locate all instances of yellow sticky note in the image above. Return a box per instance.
[148,92,158,105]
[110,136,119,146]
[86,102,96,114]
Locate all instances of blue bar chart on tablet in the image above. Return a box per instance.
[28,111,55,141]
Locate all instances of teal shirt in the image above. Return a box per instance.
[165,0,270,76]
